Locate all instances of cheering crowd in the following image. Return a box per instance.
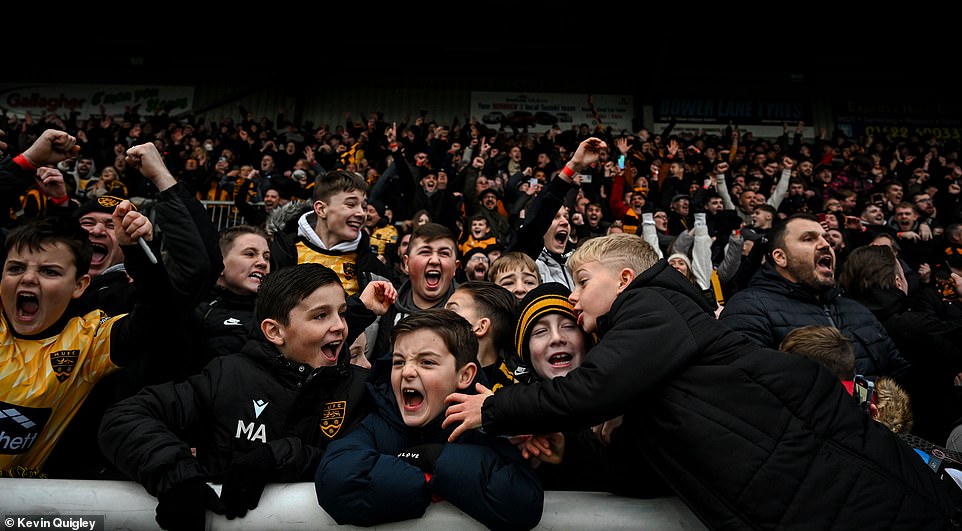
[2,104,962,529]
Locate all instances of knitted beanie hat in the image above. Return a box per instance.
[368,198,387,218]
[514,282,578,364]
[667,252,692,270]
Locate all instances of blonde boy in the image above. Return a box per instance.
[446,233,962,528]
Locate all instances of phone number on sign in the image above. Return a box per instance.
[864,125,962,140]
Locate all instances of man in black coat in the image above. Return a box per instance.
[720,214,912,386]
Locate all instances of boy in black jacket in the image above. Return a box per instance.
[315,309,543,530]
[445,232,962,529]
[98,263,396,530]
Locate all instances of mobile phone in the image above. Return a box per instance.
[618,155,625,170]
[853,375,875,414]
[528,177,538,188]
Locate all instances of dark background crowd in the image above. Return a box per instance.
[4,42,962,527]
[5,95,961,436]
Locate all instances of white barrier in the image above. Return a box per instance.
[0,479,706,530]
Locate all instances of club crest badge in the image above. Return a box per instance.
[50,350,79,382]
[319,401,346,439]
[96,195,127,209]
[343,262,356,281]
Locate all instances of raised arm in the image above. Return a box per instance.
[508,137,607,258]
[107,150,212,366]
[1,129,79,206]
[713,161,736,210]
[766,157,794,210]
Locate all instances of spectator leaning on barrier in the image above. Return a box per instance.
[1,130,206,478]
[99,263,396,530]
[316,309,544,530]
[444,232,962,529]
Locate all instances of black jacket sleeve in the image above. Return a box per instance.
[0,154,38,224]
[161,183,221,306]
[98,373,215,496]
[506,175,575,260]
[482,286,702,436]
[233,179,266,227]
[108,185,212,365]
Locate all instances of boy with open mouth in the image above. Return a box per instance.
[445,233,962,529]
[99,264,396,529]
[316,309,543,530]
[506,137,605,290]
[1,131,203,478]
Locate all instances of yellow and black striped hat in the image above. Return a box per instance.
[514,282,578,363]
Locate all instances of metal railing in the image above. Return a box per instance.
[137,199,260,232]
[200,200,251,231]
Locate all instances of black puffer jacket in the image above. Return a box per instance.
[480,260,962,529]
[98,337,372,497]
[720,261,911,384]
[316,356,543,530]
[186,286,258,374]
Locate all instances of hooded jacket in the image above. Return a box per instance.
[98,335,372,498]
[315,357,543,530]
[720,261,911,385]
[269,206,394,295]
[479,260,962,529]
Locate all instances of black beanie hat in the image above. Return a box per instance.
[73,195,132,219]
[368,198,387,218]
[514,282,579,364]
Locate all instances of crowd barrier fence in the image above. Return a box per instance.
[0,479,706,530]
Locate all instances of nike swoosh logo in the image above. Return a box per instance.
[224,318,242,326]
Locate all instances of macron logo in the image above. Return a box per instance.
[253,400,268,419]
[223,318,243,326]
[0,408,36,429]
[0,403,51,454]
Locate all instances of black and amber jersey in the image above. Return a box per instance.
[368,224,399,257]
[295,241,361,296]
[0,309,122,473]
